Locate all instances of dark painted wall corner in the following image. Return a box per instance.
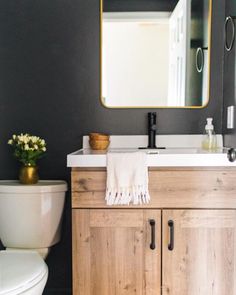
[0,0,228,294]
[223,0,236,147]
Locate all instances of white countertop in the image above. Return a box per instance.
[67,135,236,167]
[67,147,235,167]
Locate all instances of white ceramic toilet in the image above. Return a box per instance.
[0,180,67,295]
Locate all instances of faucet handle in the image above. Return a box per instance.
[148,112,157,126]
[150,124,157,131]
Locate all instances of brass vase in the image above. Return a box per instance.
[19,165,39,184]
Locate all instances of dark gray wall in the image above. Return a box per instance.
[0,0,225,294]
[103,0,178,12]
[223,0,236,147]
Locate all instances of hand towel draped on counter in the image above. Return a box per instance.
[106,152,150,205]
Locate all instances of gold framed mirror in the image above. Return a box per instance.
[100,0,212,108]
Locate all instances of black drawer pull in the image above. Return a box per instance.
[149,219,156,250]
[168,220,174,251]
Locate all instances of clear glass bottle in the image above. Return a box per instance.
[202,118,217,151]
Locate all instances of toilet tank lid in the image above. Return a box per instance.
[0,180,68,193]
[0,250,48,295]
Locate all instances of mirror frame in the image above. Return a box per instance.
[100,0,212,109]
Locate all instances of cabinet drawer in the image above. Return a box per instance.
[71,169,236,209]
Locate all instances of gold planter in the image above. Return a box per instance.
[19,165,39,184]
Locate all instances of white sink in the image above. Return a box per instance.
[146,148,199,154]
[67,135,234,167]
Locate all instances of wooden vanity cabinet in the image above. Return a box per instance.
[162,209,236,295]
[72,168,236,295]
[72,209,161,295]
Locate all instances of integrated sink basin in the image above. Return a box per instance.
[146,148,199,154]
[67,135,235,168]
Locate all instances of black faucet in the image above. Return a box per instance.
[148,112,157,148]
[139,112,165,150]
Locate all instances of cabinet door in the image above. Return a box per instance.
[162,210,236,295]
[72,209,161,295]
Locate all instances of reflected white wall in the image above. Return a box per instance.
[103,21,169,107]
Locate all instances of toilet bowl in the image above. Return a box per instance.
[0,180,67,295]
[0,251,48,295]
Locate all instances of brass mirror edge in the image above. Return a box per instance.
[99,0,212,109]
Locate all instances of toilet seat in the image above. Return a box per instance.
[0,250,48,295]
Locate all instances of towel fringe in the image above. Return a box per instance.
[106,185,150,205]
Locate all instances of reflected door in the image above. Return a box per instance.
[168,0,190,106]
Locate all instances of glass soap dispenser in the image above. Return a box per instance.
[202,118,217,151]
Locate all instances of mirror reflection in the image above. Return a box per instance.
[101,0,211,108]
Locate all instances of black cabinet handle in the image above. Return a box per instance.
[149,219,156,250]
[168,220,174,251]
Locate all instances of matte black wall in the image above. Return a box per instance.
[223,0,236,147]
[0,0,225,294]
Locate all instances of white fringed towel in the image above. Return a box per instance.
[106,152,150,205]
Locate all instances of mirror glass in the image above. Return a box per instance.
[101,0,211,108]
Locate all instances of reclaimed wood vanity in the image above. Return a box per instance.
[71,167,236,295]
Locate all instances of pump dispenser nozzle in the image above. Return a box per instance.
[205,118,214,131]
[202,117,217,150]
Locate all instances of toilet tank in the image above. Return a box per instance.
[0,180,67,249]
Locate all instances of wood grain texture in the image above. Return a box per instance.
[162,210,236,295]
[72,209,161,295]
[72,210,91,295]
[143,210,161,295]
[72,170,236,192]
[71,169,236,208]
[72,169,236,294]
[89,210,144,227]
[72,190,236,209]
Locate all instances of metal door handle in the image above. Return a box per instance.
[225,16,236,52]
[149,219,156,250]
[228,148,236,162]
[168,220,174,251]
[196,47,208,73]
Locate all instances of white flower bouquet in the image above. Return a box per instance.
[8,133,47,167]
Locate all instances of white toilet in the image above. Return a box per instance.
[0,180,67,295]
